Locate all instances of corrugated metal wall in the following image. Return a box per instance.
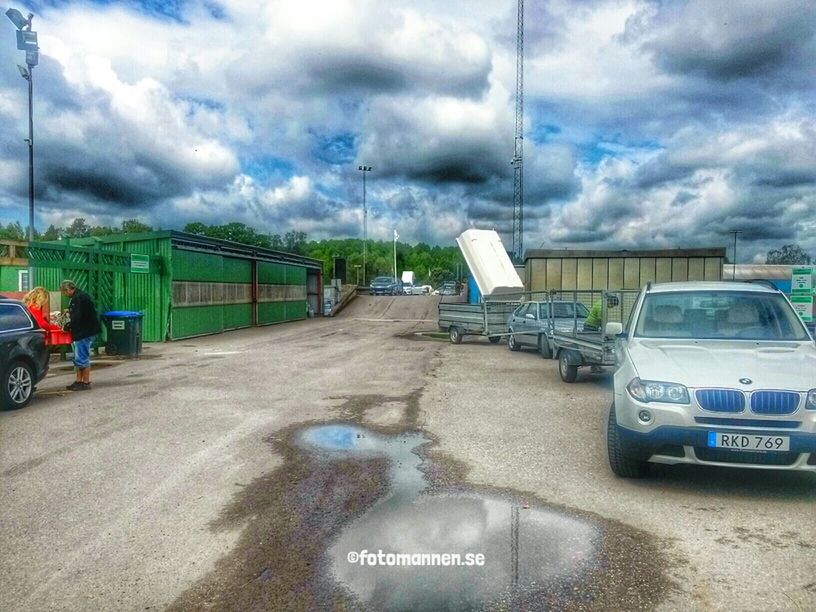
[31,232,318,341]
[256,261,308,325]
[0,265,22,291]
[63,234,173,341]
[527,251,725,292]
[170,249,306,339]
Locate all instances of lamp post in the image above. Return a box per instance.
[6,8,37,290]
[357,165,372,286]
[393,229,399,284]
[729,230,742,280]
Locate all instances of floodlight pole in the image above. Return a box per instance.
[729,230,741,280]
[358,165,372,286]
[6,8,37,288]
[26,62,33,244]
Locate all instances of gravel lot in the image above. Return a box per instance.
[1,295,814,611]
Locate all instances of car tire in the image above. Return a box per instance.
[2,360,35,410]
[449,327,463,344]
[488,336,501,344]
[558,351,578,383]
[538,336,552,359]
[607,403,650,478]
[508,329,520,351]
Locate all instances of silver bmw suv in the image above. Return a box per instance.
[607,282,816,477]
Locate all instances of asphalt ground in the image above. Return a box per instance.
[1,294,814,611]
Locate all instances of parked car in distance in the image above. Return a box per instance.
[0,299,50,410]
[607,281,816,478]
[370,276,402,296]
[438,282,459,296]
[421,285,433,295]
[402,282,424,295]
[507,301,589,354]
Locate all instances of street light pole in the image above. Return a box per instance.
[6,8,38,289]
[729,230,742,280]
[357,165,372,286]
[393,229,398,283]
[26,61,33,245]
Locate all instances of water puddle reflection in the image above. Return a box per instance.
[299,424,601,610]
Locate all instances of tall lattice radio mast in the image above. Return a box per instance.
[511,0,524,263]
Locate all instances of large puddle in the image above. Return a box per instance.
[299,424,603,611]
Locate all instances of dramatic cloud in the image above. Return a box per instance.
[0,0,813,261]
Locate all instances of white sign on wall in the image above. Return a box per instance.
[791,266,813,294]
[791,295,814,323]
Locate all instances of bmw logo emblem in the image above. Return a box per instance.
[739,378,753,385]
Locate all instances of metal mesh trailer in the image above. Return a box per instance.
[23,231,322,341]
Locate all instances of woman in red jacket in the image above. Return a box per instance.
[23,287,61,331]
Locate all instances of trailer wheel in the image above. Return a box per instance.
[449,327,463,344]
[488,336,501,344]
[538,336,552,359]
[558,351,578,383]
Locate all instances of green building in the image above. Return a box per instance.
[2,231,323,342]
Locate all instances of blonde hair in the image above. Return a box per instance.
[24,287,50,310]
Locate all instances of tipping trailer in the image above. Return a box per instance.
[542,290,641,382]
[438,297,521,344]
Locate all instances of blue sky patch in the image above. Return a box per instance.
[311,131,357,166]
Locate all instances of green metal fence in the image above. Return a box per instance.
[27,241,167,342]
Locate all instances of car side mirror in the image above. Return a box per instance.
[605,322,623,338]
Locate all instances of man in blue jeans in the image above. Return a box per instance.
[60,280,101,391]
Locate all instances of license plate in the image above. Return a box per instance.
[707,432,790,451]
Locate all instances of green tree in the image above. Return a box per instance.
[39,224,62,241]
[122,219,152,233]
[0,222,25,240]
[283,230,307,254]
[64,218,91,238]
[766,244,812,265]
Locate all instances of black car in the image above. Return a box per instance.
[370,276,402,296]
[0,299,50,410]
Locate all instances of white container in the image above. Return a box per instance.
[456,229,524,296]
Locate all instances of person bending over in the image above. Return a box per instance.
[60,280,101,391]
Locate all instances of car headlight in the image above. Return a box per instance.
[807,389,816,410]
[627,378,690,404]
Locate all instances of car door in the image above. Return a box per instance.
[0,303,46,379]
[509,303,526,339]
[531,302,548,345]
[519,303,539,346]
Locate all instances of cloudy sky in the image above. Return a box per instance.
[0,0,814,261]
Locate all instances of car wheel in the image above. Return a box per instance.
[507,329,520,351]
[558,351,578,383]
[607,402,650,478]
[2,360,34,410]
[488,336,501,344]
[449,327,463,344]
[538,336,552,359]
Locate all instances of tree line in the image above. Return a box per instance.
[0,219,466,285]
[1,219,812,283]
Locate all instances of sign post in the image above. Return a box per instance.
[791,266,814,324]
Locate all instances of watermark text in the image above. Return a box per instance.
[347,550,485,567]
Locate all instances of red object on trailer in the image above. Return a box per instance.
[46,329,72,346]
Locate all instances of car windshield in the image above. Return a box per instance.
[542,303,590,318]
[373,277,392,284]
[634,291,810,340]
